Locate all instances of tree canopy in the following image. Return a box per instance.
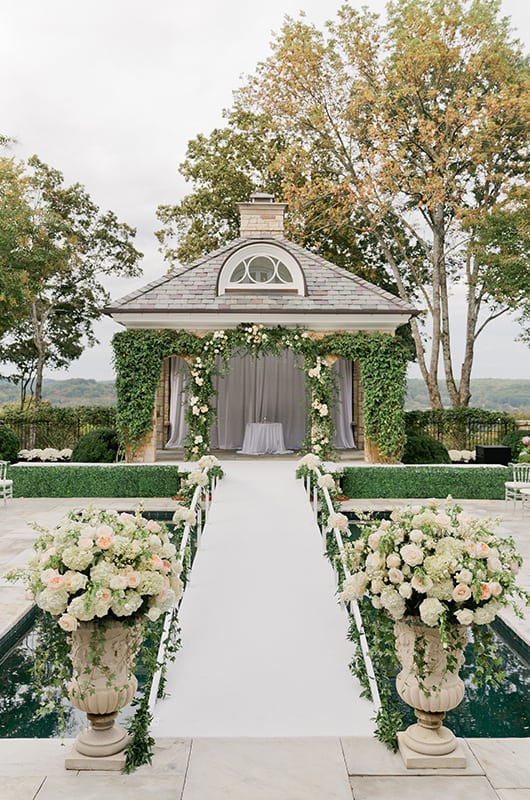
[0,155,142,405]
[157,0,530,409]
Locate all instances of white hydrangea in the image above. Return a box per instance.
[419,597,444,626]
[317,473,336,490]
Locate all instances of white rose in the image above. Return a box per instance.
[341,572,368,600]
[456,569,473,584]
[386,553,401,569]
[367,532,382,550]
[398,582,412,599]
[452,583,472,603]
[473,604,499,625]
[317,474,336,490]
[488,581,503,597]
[400,543,424,566]
[454,608,474,626]
[327,512,348,531]
[365,552,384,573]
[487,556,503,573]
[57,613,79,631]
[388,567,404,584]
[109,575,129,590]
[411,574,433,594]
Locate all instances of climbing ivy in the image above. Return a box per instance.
[112,325,409,462]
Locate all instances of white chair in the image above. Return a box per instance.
[0,460,13,507]
[504,463,530,510]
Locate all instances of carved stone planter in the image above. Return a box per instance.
[68,619,144,758]
[394,618,468,762]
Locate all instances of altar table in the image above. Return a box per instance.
[238,422,291,455]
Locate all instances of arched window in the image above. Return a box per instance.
[218,243,305,295]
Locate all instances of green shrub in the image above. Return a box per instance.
[8,464,183,497]
[70,428,119,463]
[0,424,20,463]
[341,465,509,500]
[402,432,451,464]
[501,429,530,461]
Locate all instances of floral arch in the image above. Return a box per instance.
[113,324,409,463]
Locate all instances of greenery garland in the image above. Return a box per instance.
[113,325,409,462]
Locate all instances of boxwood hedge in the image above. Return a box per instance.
[341,464,510,499]
[8,464,183,498]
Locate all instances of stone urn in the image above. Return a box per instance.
[394,618,468,758]
[68,619,144,757]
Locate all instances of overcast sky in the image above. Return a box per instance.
[2,0,529,381]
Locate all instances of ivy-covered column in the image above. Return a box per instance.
[360,336,408,463]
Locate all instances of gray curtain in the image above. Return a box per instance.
[166,352,355,450]
[165,357,190,447]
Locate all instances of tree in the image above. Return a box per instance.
[0,157,37,336]
[237,0,530,407]
[156,108,404,292]
[0,155,142,406]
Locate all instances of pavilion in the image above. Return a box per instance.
[105,195,417,462]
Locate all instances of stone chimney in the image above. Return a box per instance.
[237,193,287,238]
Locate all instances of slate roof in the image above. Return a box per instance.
[106,236,417,317]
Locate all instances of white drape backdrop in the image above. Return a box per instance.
[166,356,190,448]
[165,352,356,450]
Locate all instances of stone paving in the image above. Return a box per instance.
[0,483,528,799]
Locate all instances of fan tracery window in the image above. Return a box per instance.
[218,243,305,295]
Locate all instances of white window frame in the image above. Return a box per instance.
[218,243,305,295]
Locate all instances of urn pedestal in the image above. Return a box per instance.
[65,619,143,769]
[394,619,468,768]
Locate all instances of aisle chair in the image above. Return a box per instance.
[504,463,530,510]
[0,460,13,507]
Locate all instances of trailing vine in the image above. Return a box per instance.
[113,325,409,462]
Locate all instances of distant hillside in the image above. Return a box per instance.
[0,378,116,407]
[0,376,528,415]
[406,379,530,415]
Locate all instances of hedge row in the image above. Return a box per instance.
[8,464,183,498]
[341,465,510,500]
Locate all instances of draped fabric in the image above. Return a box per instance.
[165,357,190,448]
[331,359,356,449]
[211,351,307,450]
[165,352,356,450]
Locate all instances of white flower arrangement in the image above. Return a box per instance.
[317,473,336,490]
[172,504,197,526]
[197,454,220,469]
[297,453,322,470]
[341,499,528,638]
[187,469,209,486]
[327,511,349,531]
[9,507,183,630]
[18,447,72,462]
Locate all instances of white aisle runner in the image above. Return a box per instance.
[151,461,375,737]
